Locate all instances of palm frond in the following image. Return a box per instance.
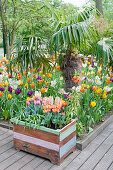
[96,38,113,65]
[9,37,51,74]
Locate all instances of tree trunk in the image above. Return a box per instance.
[0,0,15,59]
[61,49,81,91]
[5,28,11,59]
[96,0,103,16]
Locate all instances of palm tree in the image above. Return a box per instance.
[96,37,113,67]
[46,1,98,91]
[8,36,51,74]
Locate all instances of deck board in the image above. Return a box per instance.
[0,123,112,170]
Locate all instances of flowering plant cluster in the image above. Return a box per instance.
[15,95,68,129]
[72,55,113,133]
[0,57,69,126]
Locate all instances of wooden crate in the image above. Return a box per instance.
[12,119,76,165]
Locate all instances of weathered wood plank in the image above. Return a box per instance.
[12,120,60,135]
[64,130,113,170]
[50,150,80,170]
[14,138,59,164]
[78,132,113,170]
[60,137,76,158]
[0,136,13,147]
[0,127,13,134]
[0,132,12,141]
[0,151,26,170]
[20,157,44,170]
[13,124,59,144]
[0,148,17,163]
[60,131,76,147]
[93,145,113,170]
[60,120,76,134]
[108,163,113,170]
[0,130,6,135]
[5,154,35,170]
[14,132,59,151]
[0,141,13,154]
[60,124,76,141]
[35,160,53,170]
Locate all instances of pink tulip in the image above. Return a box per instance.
[36,100,40,105]
[34,100,37,105]
[26,101,30,105]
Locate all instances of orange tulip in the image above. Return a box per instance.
[106,79,110,84]
[99,74,102,77]
[42,75,45,79]
[45,81,50,85]
[56,65,60,71]
[27,78,31,83]
[38,80,43,84]
[48,74,52,78]
[33,74,36,78]
[30,83,35,88]
[43,105,49,110]
[92,86,98,92]
[110,74,113,78]
[80,87,85,92]
[72,76,80,83]
[40,71,43,74]
[40,87,46,93]
[43,110,47,113]
[25,84,28,88]
[5,68,7,71]
[23,71,27,76]
[0,91,3,96]
[52,108,57,113]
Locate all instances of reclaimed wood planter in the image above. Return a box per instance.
[11,118,76,165]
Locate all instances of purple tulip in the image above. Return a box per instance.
[64,94,69,99]
[27,91,34,96]
[91,62,94,67]
[84,76,87,80]
[38,68,41,71]
[8,86,12,93]
[91,86,93,90]
[0,87,4,91]
[9,75,13,78]
[110,78,113,82]
[15,88,22,95]
[36,76,42,80]
[0,72,2,75]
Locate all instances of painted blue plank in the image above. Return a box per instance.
[60,124,76,141]
[60,136,76,158]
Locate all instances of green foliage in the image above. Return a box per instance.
[14,98,67,129]
[96,38,113,66]
[67,89,80,119]
[0,43,3,48]
[103,0,113,21]
[73,55,113,135]
[76,120,84,137]
[9,37,51,74]
[48,5,98,53]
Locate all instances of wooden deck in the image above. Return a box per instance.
[0,122,113,170]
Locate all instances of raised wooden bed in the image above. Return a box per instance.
[11,118,76,165]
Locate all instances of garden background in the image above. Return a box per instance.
[0,0,113,137]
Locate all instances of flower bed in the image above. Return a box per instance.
[72,55,113,135]
[0,55,112,137]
